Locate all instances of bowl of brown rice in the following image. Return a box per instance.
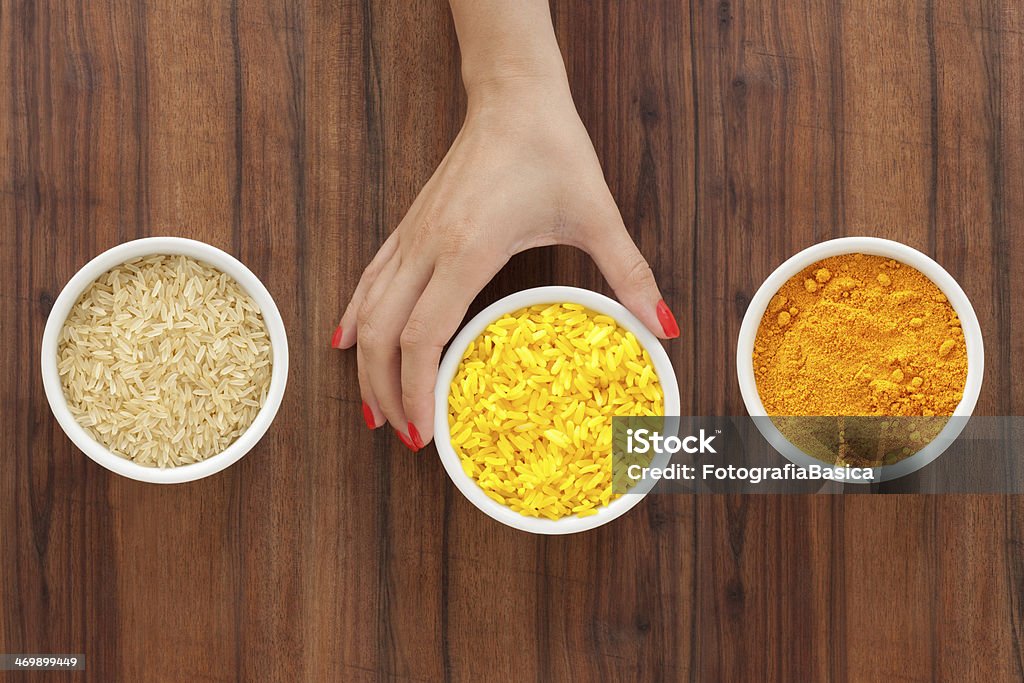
[41,237,288,483]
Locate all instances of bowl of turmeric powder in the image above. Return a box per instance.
[737,237,984,482]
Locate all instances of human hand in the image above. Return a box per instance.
[333,79,678,452]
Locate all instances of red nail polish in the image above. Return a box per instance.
[656,300,680,339]
[362,401,375,429]
[407,422,424,450]
[395,429,417,452]
[331,323,343,349]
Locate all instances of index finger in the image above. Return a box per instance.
[400,255,505,447]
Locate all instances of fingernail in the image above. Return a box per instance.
[395,429,417,452]
[656,300,680,339]
[331,323,343,349]
[362,401,375,429]
[407,422,424,450]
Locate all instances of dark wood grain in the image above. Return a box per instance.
[2,1,1022,680]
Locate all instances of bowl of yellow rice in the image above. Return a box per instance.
[434,286,680,534]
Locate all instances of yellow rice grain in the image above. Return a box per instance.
[449,303,664,520]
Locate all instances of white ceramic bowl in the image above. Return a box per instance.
[736,237,984,482]
[41,237,289,483]
[434,286,680,534]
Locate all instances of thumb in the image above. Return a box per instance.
[581,218,679,340]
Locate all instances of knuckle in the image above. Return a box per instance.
[356,298,373,325]
[405,210,441,251]
[400,316,435,351]
[362,254,384,281]
[357,310,383,348]
[436,223,476,261]
[623,254,655,289]
[401,382,425,408]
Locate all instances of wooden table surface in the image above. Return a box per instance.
[3,1,1023,680]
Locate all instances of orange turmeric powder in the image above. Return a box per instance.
[754,253,967,417]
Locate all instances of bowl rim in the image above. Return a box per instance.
[433,286,680,535]
[735,236,984,482]
[40,236,289,483]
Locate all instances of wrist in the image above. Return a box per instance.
[449,0,571,113]
[463,54,569,99]
[463,63,574,119]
